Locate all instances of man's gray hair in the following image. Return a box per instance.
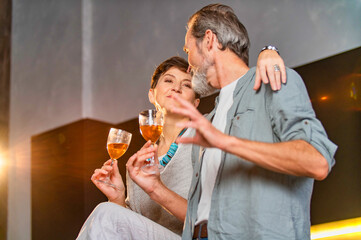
[188,4,250,66]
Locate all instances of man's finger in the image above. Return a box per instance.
[280,62,287,83]
[171,106,193,120]
[266,64,277,91]
[259,64,269,86]
[176,120,197,130]
[275,70,281,90]
[175,137,196,144]
[254,66,262,90]
[172,95,201,117]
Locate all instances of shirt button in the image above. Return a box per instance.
[195,172,199,177]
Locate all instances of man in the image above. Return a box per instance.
[172,3,337,240]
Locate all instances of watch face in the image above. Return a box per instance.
[261,45,279,54]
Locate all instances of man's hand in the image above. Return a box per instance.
[91,159,126,206]
[254,49,287,91]
[171,94,227,150]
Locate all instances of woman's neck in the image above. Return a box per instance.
[158,113,187,155]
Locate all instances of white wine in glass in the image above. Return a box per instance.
[139,109,164,173]
[97,128,132,189]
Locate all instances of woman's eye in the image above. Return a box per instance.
[183,83,192,88]
[164,79,173,83]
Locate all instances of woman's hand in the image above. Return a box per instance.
[91,159,126,206]
[126,141,164,195]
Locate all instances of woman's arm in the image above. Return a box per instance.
[126,142,188,222]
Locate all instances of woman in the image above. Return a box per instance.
[77,52,286,240]
[77,56,200,240]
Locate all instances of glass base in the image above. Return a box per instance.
[141,163,163,174]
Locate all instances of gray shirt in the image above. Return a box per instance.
[126,128,194,235]
[182,67,337,240]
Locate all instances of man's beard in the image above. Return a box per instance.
[191,67,217,97]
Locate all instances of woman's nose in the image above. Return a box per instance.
[172,83,182,93]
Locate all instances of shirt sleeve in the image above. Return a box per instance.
[267,68,337,172]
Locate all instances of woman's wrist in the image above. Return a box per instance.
[108,193,126,207]
[148,180,167,202]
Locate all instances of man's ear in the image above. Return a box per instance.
[148,89,155,104]
[204,29,216,51]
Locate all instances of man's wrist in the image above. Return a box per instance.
[260,45,280,55]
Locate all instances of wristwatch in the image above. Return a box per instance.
[260,45,280,55]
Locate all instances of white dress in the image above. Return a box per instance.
[76,129,194,240]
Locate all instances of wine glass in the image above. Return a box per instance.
[97,128,132,189]
[139,109,164,173]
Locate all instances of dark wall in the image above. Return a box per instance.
[0,0,11,238]
[32,119,111,240]
[295,47,361,224]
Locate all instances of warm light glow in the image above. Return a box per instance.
[0,152,6,177]
[320,96,329,101]
[350,82,357,100]
[311,217,361,240]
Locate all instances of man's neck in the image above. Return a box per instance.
[209,50,249,89]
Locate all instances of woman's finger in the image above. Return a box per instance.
[126,153,137,171]
[100,165,113,172]
[137,143,156,157]
[139,140,153,151]
[103,159,113,166]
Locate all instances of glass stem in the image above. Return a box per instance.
[150,143,155,164]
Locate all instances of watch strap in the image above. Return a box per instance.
[260,45,280,55]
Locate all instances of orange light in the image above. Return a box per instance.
[320,96,328,101]
[350,82,357,100]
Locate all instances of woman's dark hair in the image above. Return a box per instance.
[151,56,200,98]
